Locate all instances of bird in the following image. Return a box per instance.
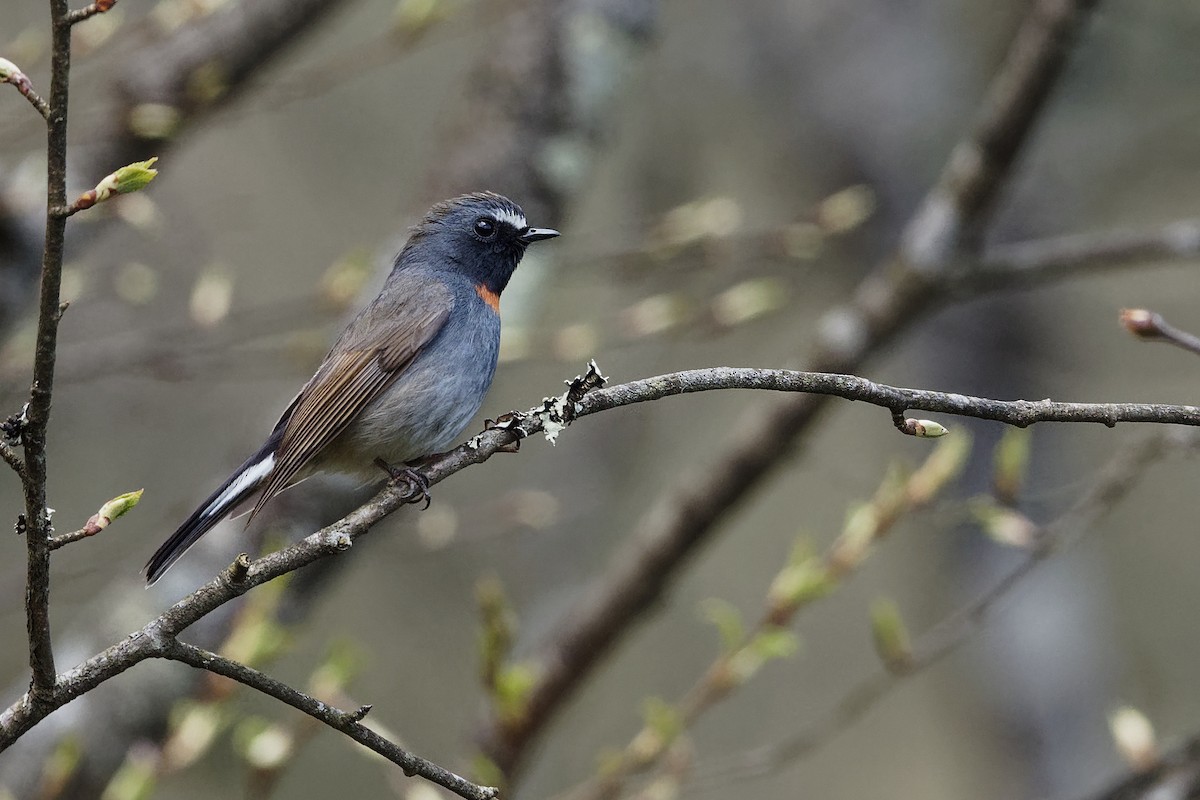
[144,192,559,585]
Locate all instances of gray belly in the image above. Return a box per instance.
[315,315,500,477]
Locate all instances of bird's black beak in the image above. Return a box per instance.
[518,227,560,245]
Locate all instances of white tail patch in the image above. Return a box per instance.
[205,453,275,518]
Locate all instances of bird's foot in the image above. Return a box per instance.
[482,411,524,453]
[374,458,431,509]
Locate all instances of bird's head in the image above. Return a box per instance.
[401,192,559,296]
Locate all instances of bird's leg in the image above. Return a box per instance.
[374,457,432,509]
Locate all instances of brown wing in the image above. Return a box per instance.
[250,280,453,518]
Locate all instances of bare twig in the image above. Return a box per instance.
[1120,308,1200,358]
[161,640,498,800]
[692,433,1192,789]
[0,440,26,480]
[0,61,51,120]
[46,527,97,550]
[64,0,116,26]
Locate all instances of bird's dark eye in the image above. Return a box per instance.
[473,217,497,239]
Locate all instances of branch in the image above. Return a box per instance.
[0,0,355,341]
[20,0,75,705]
[578,368,1200,429]
[4,361,1186,756]
[558,434,971,800]
[1083,733,1200,800]
[971,219,1200,293]
[0,440,25,480]
[161,640,498,800]
[476,0,1102,777]
[64,0,115,26]
[1120,308,1200,359]
[0,59,51,120]
[693,431,1194,790]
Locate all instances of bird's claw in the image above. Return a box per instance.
[374,458,432,509]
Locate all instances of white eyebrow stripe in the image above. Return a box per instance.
[490,206,528,230]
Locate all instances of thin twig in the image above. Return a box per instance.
[1120,309,1200,358]
[692,433,1192,790]
[474,0,1103,778]
[161,641,498,800]
[0,67,51,120]
[0,441,26,481]
[47,527,96,550]
[64,0,115,25]
[21,0,75,704]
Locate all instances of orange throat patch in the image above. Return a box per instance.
[475,284,501,314]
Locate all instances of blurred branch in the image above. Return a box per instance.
[475,0,1101,779]
[160,640,497,800]
[559,435,971,800]
[694,431,1196,790]
[0,0,354,337]
[970,219,1200,293]
[423,0,657,220]
[1083,734,1200,800]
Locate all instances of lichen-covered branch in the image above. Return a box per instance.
[2,361,1194,759]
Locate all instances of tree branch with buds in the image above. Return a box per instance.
[4,359,1200,797]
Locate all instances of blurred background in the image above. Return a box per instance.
[1,0,1199,798]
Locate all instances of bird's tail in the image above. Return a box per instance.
[144,444,278,586]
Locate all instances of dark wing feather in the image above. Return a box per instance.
[250,281,452,518]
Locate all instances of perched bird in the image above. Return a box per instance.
[145,192,559,585]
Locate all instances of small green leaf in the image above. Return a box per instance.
[641,696,682,742]
[110,157,159,195]
[729,627,799,683]
[971,498,1037,549]
[494,662,538,723]
[700,598,745,654]
[907,432,972,506]
[99,746,157,800]
[85,488,144,533]
[992,427,1032,504]
[870,598,912,673]
[767,556,834,611]
[471,754,505,789]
